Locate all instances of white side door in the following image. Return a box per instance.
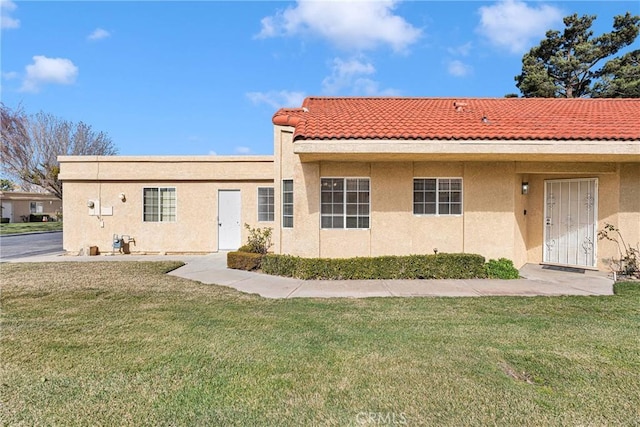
[544,178,598,267]
[1,201,13,223]
[218,190,241,250]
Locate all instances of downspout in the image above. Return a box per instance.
[317,160,322,258]
[278,130,283,254]
[462,162,466,254]
[97,159,102,227]
[369,161,372,257]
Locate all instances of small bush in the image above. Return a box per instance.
[237,245,252,253]
[262,253,487,280]
[244,224,273,255]
[227,251,263,271]
[485,258,520,279]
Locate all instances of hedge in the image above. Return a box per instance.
[262,253,487,280]
[485,258,520,279]
[29,214,52,222]
[227,251,263,271]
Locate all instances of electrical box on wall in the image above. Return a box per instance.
[101,206,113,216]
[88,199,100,216]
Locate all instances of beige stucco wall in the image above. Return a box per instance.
[276,125,524,261]
[58,156,273,181]
[60,157,274,254]
[59,131,639,272]
[463,162,517,261]
[275,126,639,270]
[618,163,640,248]
[596,163,640,270]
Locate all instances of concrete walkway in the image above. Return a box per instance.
[5,251,614,298]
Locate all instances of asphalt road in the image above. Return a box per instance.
[0,231,64,260]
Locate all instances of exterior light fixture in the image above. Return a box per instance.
[87,200,95,208]
[522,182,529,195]
[119,193,126,202]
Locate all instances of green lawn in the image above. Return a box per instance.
[1,262,639,426]
[0,221,62,235]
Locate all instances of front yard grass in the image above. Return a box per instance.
[0,221,62,235]
[1,262,639,426]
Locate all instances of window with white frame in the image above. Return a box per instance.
[321,178,370,229]
[30,201,44,214]
[258,187,274,221]
[282,180,293,228]
[413,178,462,215]
[143,187,176,222]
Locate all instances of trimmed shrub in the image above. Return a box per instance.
[227,251,263,271]
[262,253,487,280]
[29,214,51,222]
[485,258,520,279]
[237,245,252,253]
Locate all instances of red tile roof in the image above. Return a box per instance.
[272,97,640,141]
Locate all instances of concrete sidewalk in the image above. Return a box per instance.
[169,253,614,298]
[5,251,614,298]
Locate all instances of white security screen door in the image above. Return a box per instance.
[544,178,598,267]
[218,190,242,250]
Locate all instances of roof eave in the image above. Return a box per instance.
[293,139,640,163]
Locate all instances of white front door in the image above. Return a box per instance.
[218,190,241,250]
[544,178,598,267]
[1,201,13,223]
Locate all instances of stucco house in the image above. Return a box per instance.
[0,191,62,223]
[59,97,640,271]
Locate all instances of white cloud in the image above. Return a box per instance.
[87,28,111,41]
[257,0,421,52]
[447,42,473,57]
[2,71,18,80]
[208,150,218,156]
[447,60,472,77]
[246,90,306,109]
[322,57,375,94]
[235,146,252,155]
[322,57,399,96]
[20,56,79,93]
[477,0,562,53]
[1,0,20,30]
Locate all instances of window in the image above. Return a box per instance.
[143,187,176,222]
[414,178,462,215]
[321,178,370,229]
[30,201,44,214]
[282,180,293,228]
[258,187,274,221]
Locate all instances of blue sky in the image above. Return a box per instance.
[1,0,638,156]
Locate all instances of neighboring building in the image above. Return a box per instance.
[59,97,640,271]
[0,191,62,223]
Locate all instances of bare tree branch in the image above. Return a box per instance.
[1,104,118,198]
